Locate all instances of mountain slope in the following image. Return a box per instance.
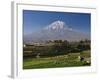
[24,20,90,43]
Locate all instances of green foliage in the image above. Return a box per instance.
[23,50,91,69]
[23,39,91,69]
[23,40,90,57]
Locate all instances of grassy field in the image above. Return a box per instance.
[23,50,91,69]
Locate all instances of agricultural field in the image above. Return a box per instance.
[23,50,91,69]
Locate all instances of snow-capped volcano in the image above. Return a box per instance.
[24,20,90,43]
[44,20,72,31]
[44,20,65,30]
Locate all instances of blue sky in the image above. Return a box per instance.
[23,10,91,35]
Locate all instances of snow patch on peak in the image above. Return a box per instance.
[44,20,65,30]
[43,20,73,32]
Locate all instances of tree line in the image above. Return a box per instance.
[23,39,90,57]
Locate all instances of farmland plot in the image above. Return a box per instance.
[23,50,90,69]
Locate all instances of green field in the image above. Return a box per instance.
[23,50,91,69]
